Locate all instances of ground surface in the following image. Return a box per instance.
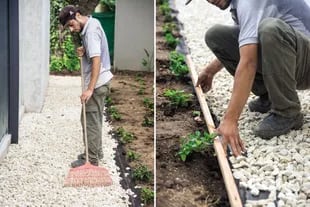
[109,71,154,207]
[0,76,130,206]
[155,2,229,206]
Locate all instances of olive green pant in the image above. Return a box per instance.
[81,84,110,162]
[205,18,310,118]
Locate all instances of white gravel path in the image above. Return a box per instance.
[175,1,310,206]
[0,76,130,206]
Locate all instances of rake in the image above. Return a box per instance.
[64,57,113,187]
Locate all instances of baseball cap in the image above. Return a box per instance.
[59,5,80,28]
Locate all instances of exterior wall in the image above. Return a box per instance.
[19,0,50,113]
[114,0,154,71]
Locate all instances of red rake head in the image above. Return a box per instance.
[64,162,113,187]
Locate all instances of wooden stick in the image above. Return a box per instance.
[186,55,242,207]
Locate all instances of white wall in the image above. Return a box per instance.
[19,0,50,113]
[114,0,154,71]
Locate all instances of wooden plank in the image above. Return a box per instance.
[186,55,242,207]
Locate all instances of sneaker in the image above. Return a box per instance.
[248,95,271,113]
[71,159,99,168]
[77,153,103,160]
[253,113,303,139]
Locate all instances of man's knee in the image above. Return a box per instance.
[205,24,228,49]
[258,18,288,44]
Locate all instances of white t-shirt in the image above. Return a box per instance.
[80,16,113,89]
[230,0,310,47]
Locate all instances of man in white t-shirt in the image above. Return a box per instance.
[59,5,113,167]
[191,0,310,156]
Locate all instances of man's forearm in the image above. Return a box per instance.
[224,44,258,122]
[224,61,256,122]
[208,58,224,74]
[88,56,101,91]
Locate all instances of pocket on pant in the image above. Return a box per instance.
[94,85,109,96]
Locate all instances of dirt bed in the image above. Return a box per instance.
[155,3,229,206]
[109,71,154,207]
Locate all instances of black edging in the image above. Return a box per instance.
[111,130,142,207]
[104,112,142,207]
[170,0,278,206]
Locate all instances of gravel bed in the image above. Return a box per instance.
[0,76,130,206]
[174,1,310,206]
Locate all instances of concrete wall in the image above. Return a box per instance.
[114,0,154,71]
[19,0,50,114]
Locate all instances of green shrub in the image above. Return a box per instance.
[50,56,64,72]
[63,35,80,72]
[179,131,217,161]
[169,51,189,77]
[163,89,192,107]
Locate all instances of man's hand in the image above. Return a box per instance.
[77,46,85,57]
[196,67,216,92]
[216,119,245,157]
[80,89,93,103]
[196,59,223,92]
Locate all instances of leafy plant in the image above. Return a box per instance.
[143,98,153,110]
[142,116,154,127]
[165,33,179,49]
[141,49,154,71]
[116,127,135,144]
[179,131,217,161]
[62,35,80,71]
[192,111,201,117]
[141,187,154,205]
[133,165,152,182]
[163,89,192,107]
[50,56,64,72]
[105,96,113,106]
[169,51,189,77]
[159,1,170,16]
[127,150,141,162]
[108,106,122,121]
[163,22,177,34]
[137,87,146,95]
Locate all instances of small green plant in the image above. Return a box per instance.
[163,89,192,107]
[159,1,170,16]
[108,106,122,121]
[141,49,154,71]
[142,116,154,127]
[143,98,153,110]
[137,87,146,95]
[105,96,113,106]
[141,187,154,205]
[163,22,177,34]
[169,51,189,77]
[133,165,152,182]
[116,127,135,144]
[127,150,141,162]
[192,111,201,117]
[178,131,217,161]
[165,33,179,49]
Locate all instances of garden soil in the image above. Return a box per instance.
[109,71,154,207]
[155,5,229,207]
